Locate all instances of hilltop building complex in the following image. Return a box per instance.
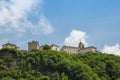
[61,42,97,54]
[1,41,97,54]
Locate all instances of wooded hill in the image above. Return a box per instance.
[0,48,120,80]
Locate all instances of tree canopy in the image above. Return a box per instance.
[0,48,120,80]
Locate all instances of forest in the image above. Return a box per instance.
[0,48,120,80]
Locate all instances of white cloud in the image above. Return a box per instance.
[64,30,88,47]
[102,44,120,56]
[0,0,53,35]
[32,15,54,35]
[0,0,39,26]
[0,0,54,49]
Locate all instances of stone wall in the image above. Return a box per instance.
[78,47,96,53]
[28,41,39,51]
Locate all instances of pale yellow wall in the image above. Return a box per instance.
[3,45,14,48]
[61,46,96,54]
[51,46,58,51]
[79,47,96,53]
[61,46,78,54]
[2,44,19,50]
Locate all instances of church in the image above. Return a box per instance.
[61,42,97,54]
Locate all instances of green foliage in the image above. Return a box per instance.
[43,44,51,50]
[0,49,120,80]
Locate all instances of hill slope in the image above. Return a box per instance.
[0,48,120,80]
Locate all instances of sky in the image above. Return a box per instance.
[0,0,120,55]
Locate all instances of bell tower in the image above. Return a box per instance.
[78,41,84,49]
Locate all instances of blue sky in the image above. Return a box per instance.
[43,0,120,50]
[0,0,120,55]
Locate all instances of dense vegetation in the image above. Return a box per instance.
[0,48,120,80]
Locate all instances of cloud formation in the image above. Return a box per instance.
[102,44,120,56]
[64,30,88,47]
[64,29,120,56]
[0,0,54,49]
[0,0,53,34]
[0,0,38,29]
[33,15,54,35]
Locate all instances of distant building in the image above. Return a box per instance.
[28,40,59,51]
[61,41,97,54]
[2,43,19,50]
[28,40,39,51]
[61,46,78,54]
[39,45,44,50]
[78,46,96,53]
[51,44,59,51]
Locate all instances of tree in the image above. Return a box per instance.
[105,60,120,80]
[1,76,14,80]
[39,76,50,80]
[61,73,68,80]
[51,71,60,80]
[43,44,51,50]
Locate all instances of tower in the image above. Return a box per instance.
[78,41,84,49]
[28,40,39,51]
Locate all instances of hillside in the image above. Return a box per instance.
[0,48,120,80]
